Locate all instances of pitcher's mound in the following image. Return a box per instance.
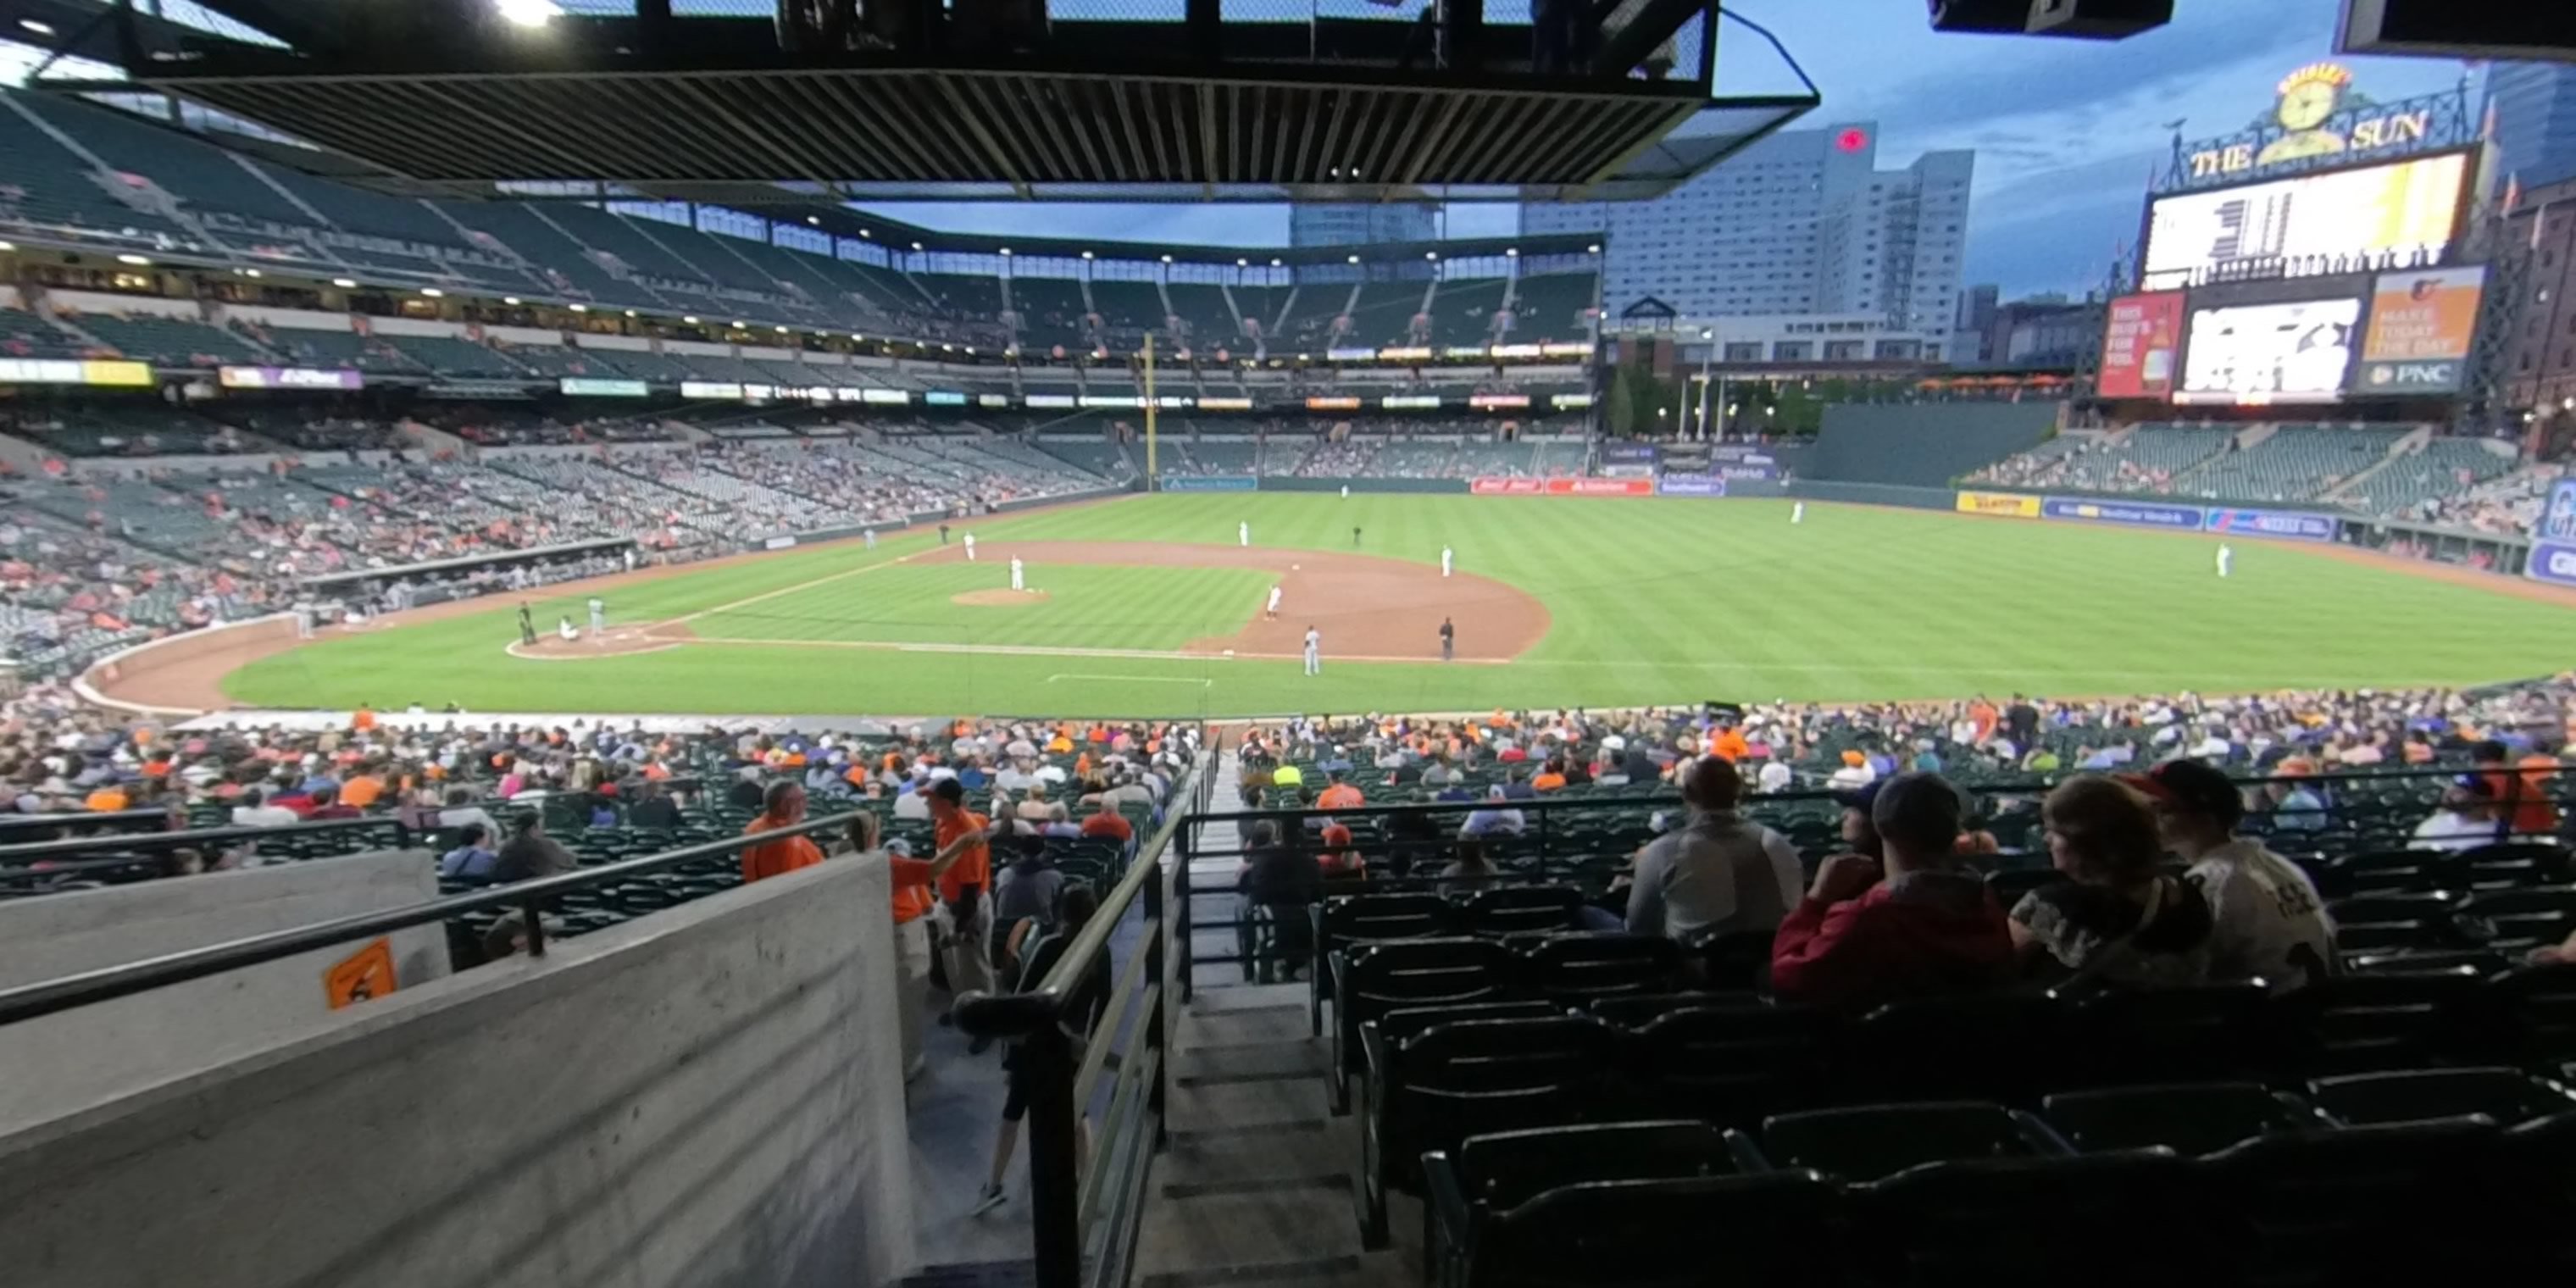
[952,588,1050,607]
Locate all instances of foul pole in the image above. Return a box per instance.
[1142,332,1158,490]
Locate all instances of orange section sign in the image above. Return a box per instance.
[324,937,399,1009]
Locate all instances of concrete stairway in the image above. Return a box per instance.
[1135,743,1415,1288]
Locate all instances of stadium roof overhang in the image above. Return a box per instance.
[60,3,1816,203]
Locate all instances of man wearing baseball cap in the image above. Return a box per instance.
[2412,774,2503,855]
[1771,771,2013,1009]
[2127,758,2336,994]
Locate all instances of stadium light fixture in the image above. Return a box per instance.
[624,308,637,317]
[734,320,747,328]
[1587,244,1601,253]
[503,296,521,305]
[115,253,151,265]
[2566,397,2576,411]
[19,19,56,36]
[1505,248,1518,258]
[912,242,924,251]
[807,216,821,225]
[999,247,1013,256]
[569,303,587,313]
[493,0,561,28]
[774,325,790,333]
[943,344,955,353]
[1159,254,1173,264]
[684,315,699,324]
[1080,251,1095,260]
[852,333,863,341]
[421,287,445,297]
[1270,258,1282,267]
[1346,255,1360,264]
[1236,258,1248,266]
[0,240,14,253]
[966,347,976,354]
[1425,252,1438,260]
[331,278,357,288]
[239,268,263,278]
[859,229,872,238]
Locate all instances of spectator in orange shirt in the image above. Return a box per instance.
[2473,741,2562,841]
[1080,798,1134,847]
[1319,822,1365,879]
[339,764,386,809]
[1315,771,1365,810]
[1710,726,1750,763]
[930,778,999,1012]
[1529,758,1568,792]
[85,783,130,812]
[352,704,376,733]
[854,811,988,1083]
[741,782,826,882]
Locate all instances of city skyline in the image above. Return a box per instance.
[859,0,2491,299]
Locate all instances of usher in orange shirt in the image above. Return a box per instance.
[740,813,825,882]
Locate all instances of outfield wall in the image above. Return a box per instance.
[0,858,914,1288]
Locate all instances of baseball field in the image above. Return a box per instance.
[194,492,2576,719]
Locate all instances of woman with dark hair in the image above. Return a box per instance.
[2010,774,2213,988]
[971,881,1106,1217]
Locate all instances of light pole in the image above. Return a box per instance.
[1696,327,1714,441]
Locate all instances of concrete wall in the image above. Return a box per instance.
[1806,402,2061,486]
[0,858,915,1288]
[0,847,447,1135]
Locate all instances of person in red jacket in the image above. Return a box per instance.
[1771,772,2012,1009]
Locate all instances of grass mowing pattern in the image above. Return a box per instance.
[222,494,2576,718]
[691,563,1271,649]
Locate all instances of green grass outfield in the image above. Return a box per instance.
[221,493,2576,718]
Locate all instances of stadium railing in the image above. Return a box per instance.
[955,734,1219,1288]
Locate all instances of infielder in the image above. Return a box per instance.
[2216,543,2233,579]
[558,615,579,642]
[1239,520,1250,547]
[1010,557,1026,591]
[1441,545,1454,578]
[863,528,876,550]
[588,596,606,636]
[1792,502,1806,525]
[1302,626,1322,676]
[517,602,536,647]
[1265,584,1283,620]
[963,532,978,561]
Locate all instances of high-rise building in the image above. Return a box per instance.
[2489,62,2576,191]
[1519,122,1973,335]
[1288,204,1439,247]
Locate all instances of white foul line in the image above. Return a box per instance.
[1046,674,1214,686]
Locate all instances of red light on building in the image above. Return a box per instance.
[1835,128,1869,153]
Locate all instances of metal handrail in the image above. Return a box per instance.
[0,813,408,867]
[0,808,867,1029]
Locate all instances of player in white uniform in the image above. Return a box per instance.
[1239,520,1250,547]
[863,528,876,550]
[558,616,579,642]
[963,532,978,561]
[1441,546,1454,578]
[1302,626,1322,676]
[588,597,606,636]
[1340,485,1349,499]
[2216,543,2233,578]
[1265,585,1283,620]
[1792,502,1806,525]
[1010,558,1026,591]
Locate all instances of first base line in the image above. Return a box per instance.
[1046,674,1216,686]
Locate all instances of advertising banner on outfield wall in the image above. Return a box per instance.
[1472,477,1548,495]
[1657,475,1727,497]
[2204,507,2336,541]
[1552,477,1656,497]
[2043,497,2205,530]
[2527,541,2576,589]
[1601,443,1660,465]
[1955,491,2044,519]
[1162,475,1259,493]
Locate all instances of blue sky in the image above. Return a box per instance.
[858,0,2484,299]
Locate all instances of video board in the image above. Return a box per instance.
[2352,266,2485,396]
[2140,151,2471,291]
[2175,296,2362,405]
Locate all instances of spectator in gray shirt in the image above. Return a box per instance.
[1624,757,1804,941]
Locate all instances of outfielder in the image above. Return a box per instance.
[2216,543,2233,579]
[863,528,876,550]
[1302,626,1322,676]
[1239,520,1250,547]
[1792,502,1806,525]
[1441,545,1453,578]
